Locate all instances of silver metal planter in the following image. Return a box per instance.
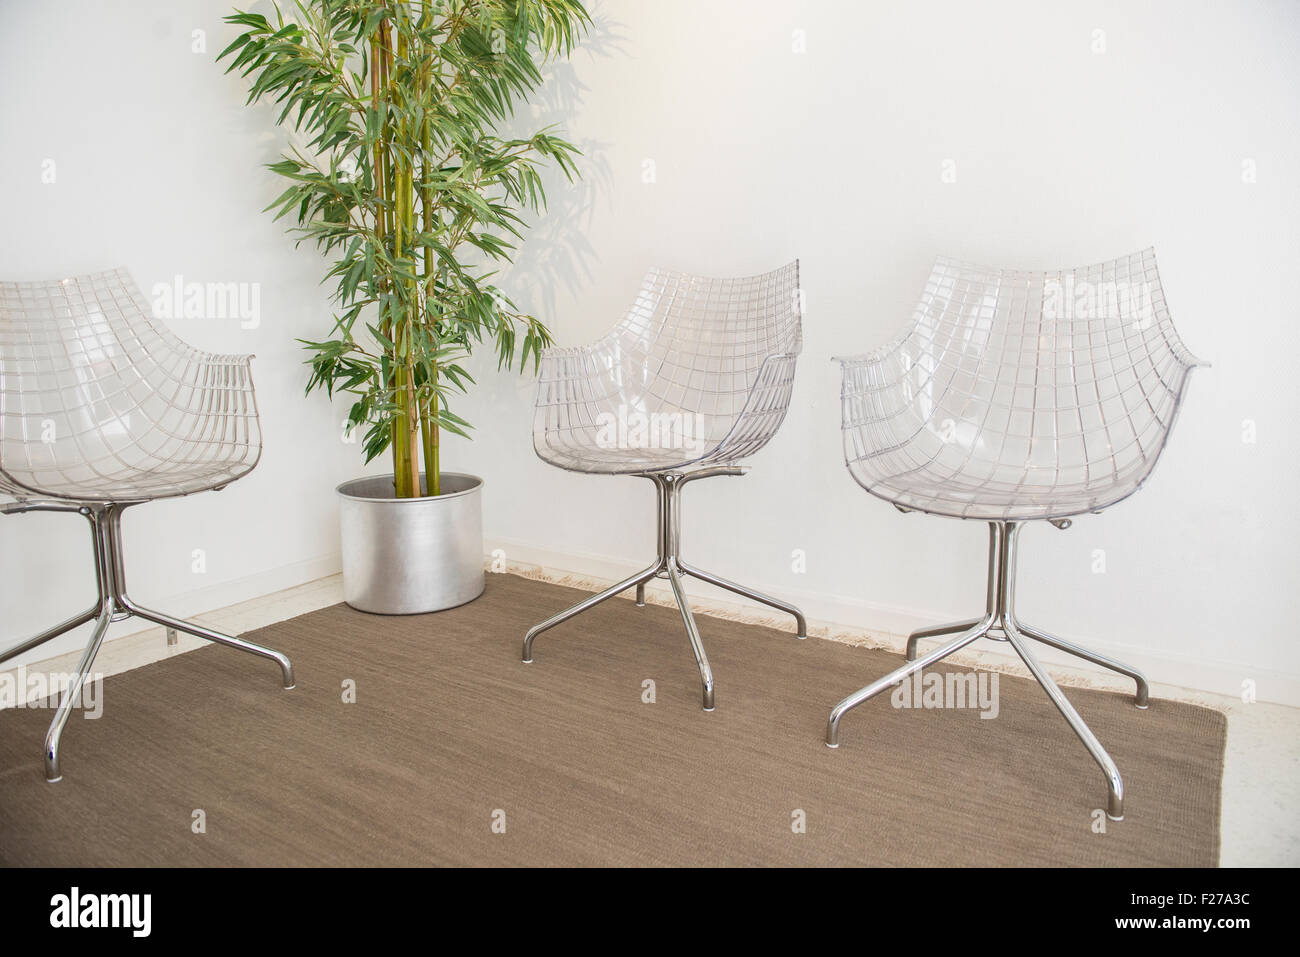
[337,472,485,615]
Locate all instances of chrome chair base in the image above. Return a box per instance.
[825,521,1148,822]
[0,502,294,782]
[522,467,807,711]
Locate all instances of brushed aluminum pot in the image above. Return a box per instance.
[337,472,485,614]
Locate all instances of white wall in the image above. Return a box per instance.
[0,1,376,659]
[3,1,1298,703]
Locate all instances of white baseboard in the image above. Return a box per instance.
[117,552,343,628]
[8,534,1295,708]
[487,535,1300,708]
[1,552,343,671]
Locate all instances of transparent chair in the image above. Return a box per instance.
[825,248,1205,820]
[0,268,294,782]
[524,261,807,710]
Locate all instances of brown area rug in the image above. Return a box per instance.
[0,574,1225,866]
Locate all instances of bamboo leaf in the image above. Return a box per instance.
[225,0,591,494]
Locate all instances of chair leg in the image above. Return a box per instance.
[522,562,662,663]
[43,607,112,783]
[666,562,715,711]
[1004,622,1126,821]
[828,520,1136,820]
[1014,620,1149,708]
[10,502,295,782]
[0,605,102,666]
[2,505,104,668]
[103,504,293,689]
[521,470,803,712]
[119,598,295,690]
[905,617,983,661]
[826,617,991,747]
[678,560,807,639]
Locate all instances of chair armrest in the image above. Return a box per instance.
[834,345,917,427]
[834,347,901,390]
[709,352,800,460]
[532,339,626,418]
[536,342,603,386]
[161,351,261,462]
[184,351,258,412]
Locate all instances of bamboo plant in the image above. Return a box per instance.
[220,0,588,496]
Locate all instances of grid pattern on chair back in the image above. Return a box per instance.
[620,262,802,424]
[532,262,802,473]
[841,248,1203,519]
[0,268,260,502]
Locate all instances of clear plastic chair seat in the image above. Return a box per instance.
[0,269,260,505]
[533,263,802,474]
[3,455,256,504]
[839,248,1204,521]
[849,445,1162,521]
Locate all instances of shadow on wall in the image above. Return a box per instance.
[459,2,627,432]
[502,1,627,329]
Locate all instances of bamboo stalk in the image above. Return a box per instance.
[392,364,413,498]
[372,28,402,497]
[398,25,421,497]
[380,19,417,499]
[420,0,440,498]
